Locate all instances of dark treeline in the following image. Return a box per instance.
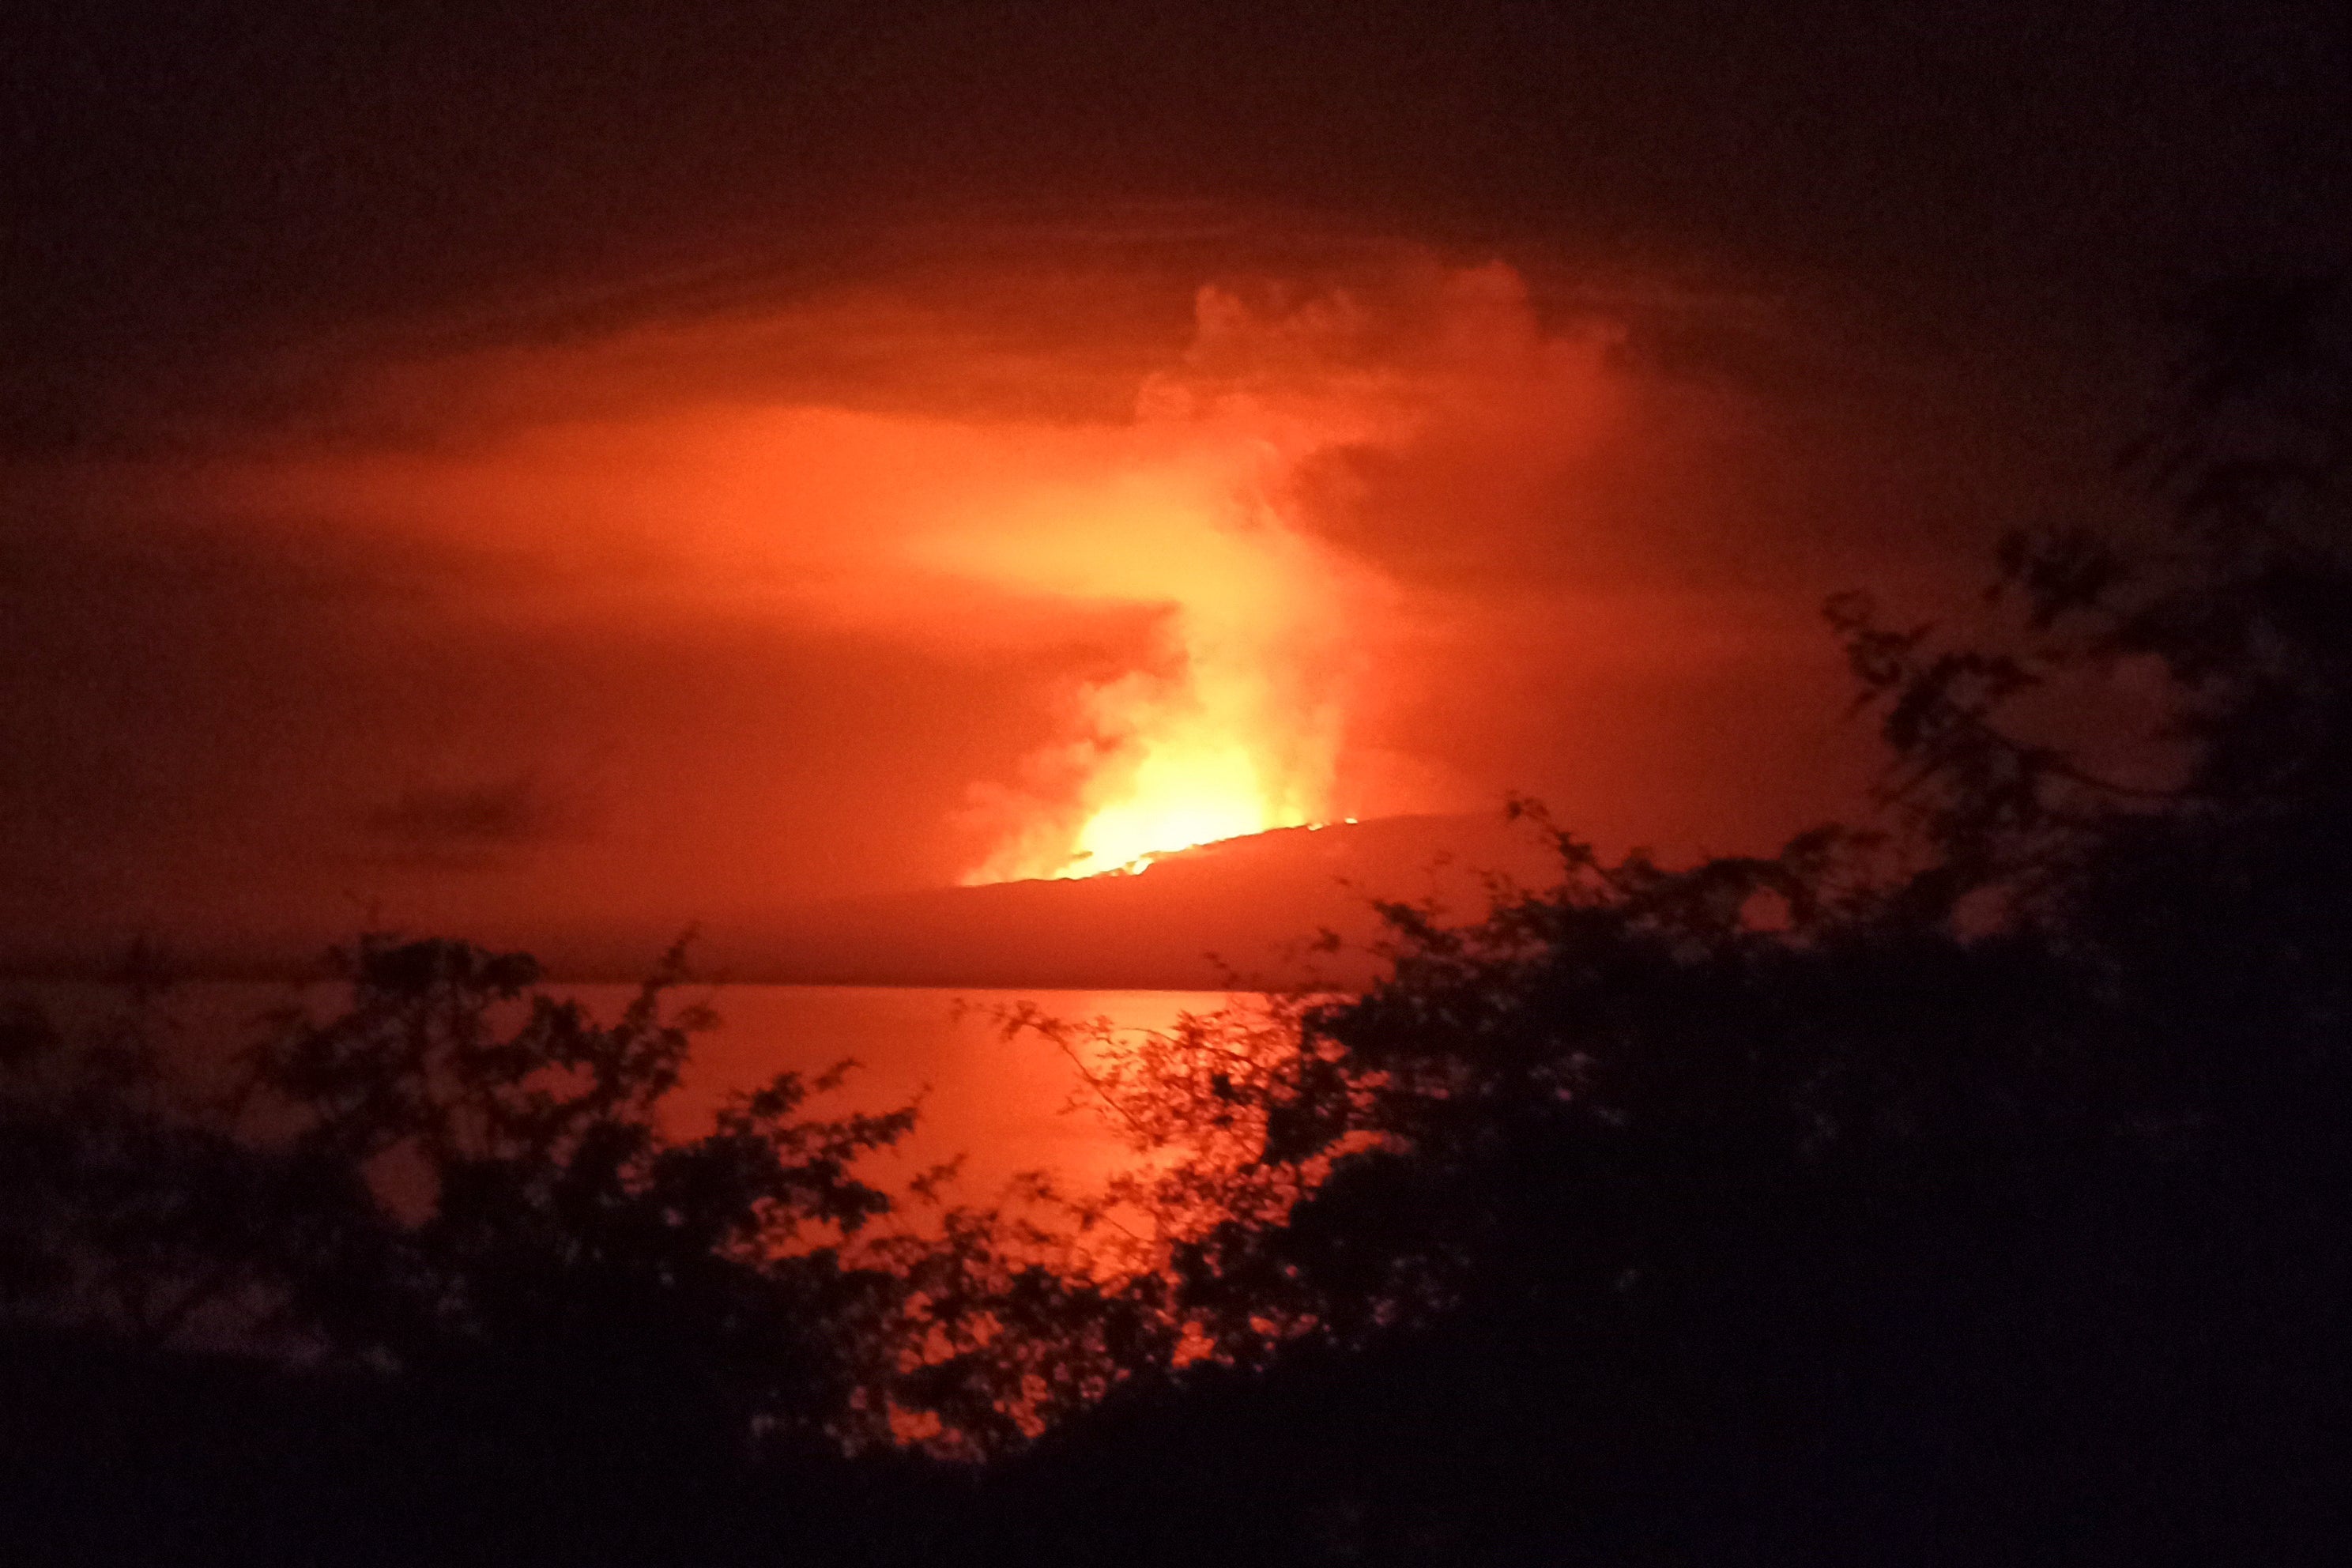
[6,279,2350,1564]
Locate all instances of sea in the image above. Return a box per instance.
[4,979,1243,1208]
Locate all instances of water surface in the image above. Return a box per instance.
[7,979,1240,1204]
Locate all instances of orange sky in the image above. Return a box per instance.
[0,227,2115,974]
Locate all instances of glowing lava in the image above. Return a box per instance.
[965,643,1339,883]
[1063,734,1299,876]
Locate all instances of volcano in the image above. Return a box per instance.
[668,812,1562,990]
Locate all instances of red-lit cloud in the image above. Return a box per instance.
[0,230,2062,971]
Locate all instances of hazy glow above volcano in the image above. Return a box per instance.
[948,457,1359,883]
[940,284,1413,884]
[1061,720,1302,876]
[950,264,1622,883]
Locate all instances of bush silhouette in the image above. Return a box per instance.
[4,937,950,1562]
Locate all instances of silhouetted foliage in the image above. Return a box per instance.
[3,936,954,1562]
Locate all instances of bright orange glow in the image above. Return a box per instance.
[117,251,1656,915]
[941,263,1630,883]
[944,452,1370,883]
[1064,727,1299,876]
[937,281,1416,884]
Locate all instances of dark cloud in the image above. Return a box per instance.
[362,775,586,864]
[7,2,2343,454]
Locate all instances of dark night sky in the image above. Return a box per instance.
[4,1,2345,973]
[13,1,2344,450]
